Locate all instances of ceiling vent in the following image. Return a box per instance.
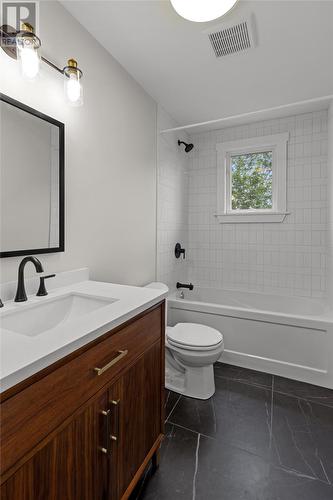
[208,19,254,58]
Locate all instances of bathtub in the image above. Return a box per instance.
[168,287,333,389]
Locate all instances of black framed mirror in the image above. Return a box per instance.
[0,94,64,258]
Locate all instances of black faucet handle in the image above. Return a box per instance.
[37,274,56,297]
[176,282,194,291]
[175,243,186,259]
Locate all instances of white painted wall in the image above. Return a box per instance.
[328,101,333,303]
[187,111,328,299]
[156,106,189,291]
[0,1,157,285]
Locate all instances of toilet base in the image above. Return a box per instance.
[166,363,216,400]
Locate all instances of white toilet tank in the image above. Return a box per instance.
[144,282,169,324]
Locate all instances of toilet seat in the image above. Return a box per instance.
[167,323,223,351]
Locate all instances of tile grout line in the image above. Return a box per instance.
[214,373,271,391]
[167,420,215,440]
[271,378,332,487]
[164,391,171,410]
[165,394,182,422]
[272,389,333,409]
[169,420,332,488]
[192,433,201,500]
[270,375,274,448]
[215,370,333,409]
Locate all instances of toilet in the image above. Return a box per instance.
[145,282,224,400]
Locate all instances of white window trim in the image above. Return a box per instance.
[215,133,289,223]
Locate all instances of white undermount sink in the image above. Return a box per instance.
[1,293,117,337]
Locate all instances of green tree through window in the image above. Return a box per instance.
[231,151,273,210]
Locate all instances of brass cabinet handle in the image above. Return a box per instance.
[94,350,128,376]
[99,409,111,455]
[109,397,120,445]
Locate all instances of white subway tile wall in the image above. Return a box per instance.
[186,111,328,298]
[157,108,189,291]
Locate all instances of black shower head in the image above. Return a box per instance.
[178,140,194,153]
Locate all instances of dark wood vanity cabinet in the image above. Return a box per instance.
[0,302,165,500]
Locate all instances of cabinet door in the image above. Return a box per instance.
[1,391,110,500]
[116,341,163,498]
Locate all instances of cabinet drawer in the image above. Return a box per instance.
[0,304,163,479]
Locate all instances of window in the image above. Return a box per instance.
[231,151,273,210]
[216,133,289,223]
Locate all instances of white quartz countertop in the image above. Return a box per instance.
[0,279,167,393]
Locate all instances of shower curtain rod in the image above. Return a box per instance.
[160,95,333,134]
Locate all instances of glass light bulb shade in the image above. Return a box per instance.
[170,0,238,22]
[16,34,40,79]
[64,72,83,106]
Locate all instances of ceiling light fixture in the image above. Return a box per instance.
[0,23,83,105]
[170,0,238,23]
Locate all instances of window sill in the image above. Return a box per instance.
[214,212,289,224]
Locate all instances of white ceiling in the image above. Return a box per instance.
[63,0,333,126]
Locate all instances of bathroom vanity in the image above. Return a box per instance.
[0,276,166,499]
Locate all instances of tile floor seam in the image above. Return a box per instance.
[192,434,201,500]
[165,394,182,422]
[272,389,333,408]
[214,373,271,390]
[161,424,174,460]
[166,420,215,440]
[269,376,274,449]
[210,397,217,434]
[166,418,325,479]
[164,391,171,410]
[215,367,333,405]
[169,423,331,484]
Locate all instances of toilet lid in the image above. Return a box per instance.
[167,323,223,348]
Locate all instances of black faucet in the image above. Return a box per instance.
[0,298,3,308]
[176,282,194,291]
[14,256,44,302]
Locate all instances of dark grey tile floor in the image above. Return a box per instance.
[135,363,333,500]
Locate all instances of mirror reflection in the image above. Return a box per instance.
[0,96,64,257]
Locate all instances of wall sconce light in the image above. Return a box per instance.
[0,23,83,105]
[16,22,41,79]
[63,58,83,106]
